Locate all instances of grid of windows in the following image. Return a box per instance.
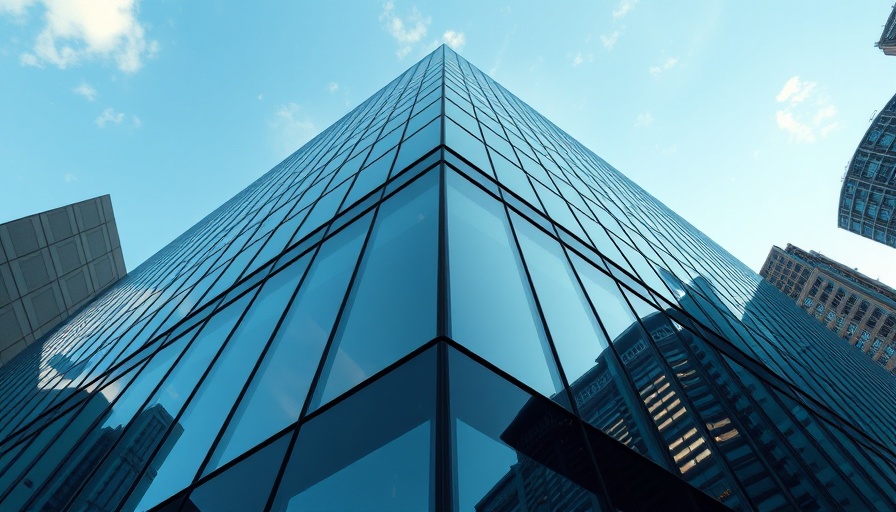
[759,245,896,374]
[0,46,895,511]
[839,91,896,248]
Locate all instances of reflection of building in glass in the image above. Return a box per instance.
[0,195,126,365]
[0,46,895,511]
[760,244,896,374]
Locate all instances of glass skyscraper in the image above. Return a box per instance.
[1,46,895,511]
[838,91,896,248]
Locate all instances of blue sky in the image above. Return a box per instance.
[1,1,895,286]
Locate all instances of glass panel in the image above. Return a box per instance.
[313,170,438,408]
[207,214,372,471]
[189,433,291,511]
[448,347,606,511]
[0,372,137,511]
[271,347,436,511]
[343,148,396,207]
[447,171,562,397]
[67,293,253,512]
[131,261,305,511]
[393,117,440,173]
[19,330,195,512]
[512,214,610,384]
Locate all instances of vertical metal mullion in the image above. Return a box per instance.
[435,44,454,512]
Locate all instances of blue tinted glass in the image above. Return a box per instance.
[67,293,252,511]
[448,348,605,511]
[189,433,291,511]
[393,118,440,173]
[445,119,490,174]
[132,261,304,511]
[272,348,436,511]
[314,171,438,408]
[570,253,639,340]
[208,214,372,471]
[447,171,562,397]
[512,214,610,384]
[343,148,396,207]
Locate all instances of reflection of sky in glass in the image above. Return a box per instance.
[455,419,516,511]
[286,423,431,511]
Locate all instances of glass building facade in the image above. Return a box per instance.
[838,91,896,248]
[1,46,895,511]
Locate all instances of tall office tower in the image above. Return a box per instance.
[0,195,127,366]
[0,46,895,511]
[838,92,896,247]
[760,244,896,374]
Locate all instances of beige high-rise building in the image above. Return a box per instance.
[760,244,896,374]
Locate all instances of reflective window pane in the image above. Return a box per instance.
[447,171,562,397]
[209,214,372,471]
[272,347,436,511]
[315,170,438,407]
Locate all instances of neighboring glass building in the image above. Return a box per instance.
[760,243,896,374]
[0,46,895,511]
[838,92,896,248]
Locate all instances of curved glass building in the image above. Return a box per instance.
[838,92,896,247]
[1,46,895,511]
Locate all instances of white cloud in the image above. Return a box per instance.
[635,112,653,128]
[442,29,465,50]
[613,0,638,19]
[271,102,316,154]
[380,1,430,59]
[649,56,678,77]
[257,93,264,101]
[327,82,339,93]
[775,110,814,142]
[131,115,141,128]
[601,30,621,50]
[775,75,816,103]
[73,81,96,101]
[63,172,77,183]
[571,52,593,67]
[95,107,124,127]
[774,76,838,143]
[12,0,158,73]
[0,0,34,16]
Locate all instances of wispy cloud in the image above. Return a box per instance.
[73,82,96,101]
[775,75,815,104]
[571,52,593,67]
[131,115,141,128]
[600,30,621,50]
[95,107,124,127]
[327,82,339,93]
[649,56,678,77]
[774,75,837,143]
[635,112,653,128]
[63,172,77,183]
[10,0,158,73]
[613,0,638,19]
[0,0,33,16]
[270,102,316,155]
[442,29,465,51]
[380,1,430,59]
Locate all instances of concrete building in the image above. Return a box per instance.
[0,195,126,364]
[760,244,896,374]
